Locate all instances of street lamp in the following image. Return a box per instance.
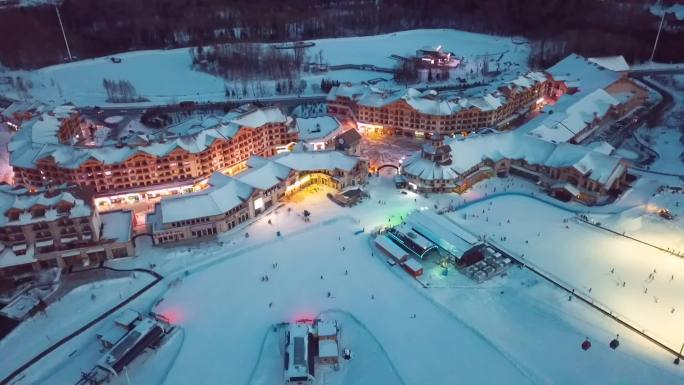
[650,0,667,63]
[55,4,73,62]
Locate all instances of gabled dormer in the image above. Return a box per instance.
[5,208,21,222]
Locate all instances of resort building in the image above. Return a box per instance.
[525,54,648,144]
[326,71,550,136]
[400,133,629,205]
[148,150,368,244]
[10,104,297,195]
[292,116,343,151]
[327,54,647,139]
[0,184,135,278]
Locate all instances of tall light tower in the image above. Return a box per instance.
[650,0,667,63]
[54,4,73,61]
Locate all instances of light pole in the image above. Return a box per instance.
[650,1,667,63]
[54,4,73,61]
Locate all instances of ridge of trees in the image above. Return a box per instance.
[0,0,682,69]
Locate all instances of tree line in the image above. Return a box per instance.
[0,0,683,69]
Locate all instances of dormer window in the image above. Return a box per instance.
[56,204,72,215]
[6,209,20,221]
[31,208,46,219]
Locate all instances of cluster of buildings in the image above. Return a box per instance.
[81,310,172,384]
[9,104,362,197]
[523,55,646,144]
[0,183,134,278]
[400,132,629,204]
[374,210,513,281]
[0,52,650,279]
[395,54,646,204]
[1,102,367,278]
[327,54,646,141]
[148,151,367,244]
[327,70,550,136]
[284,320,341,385]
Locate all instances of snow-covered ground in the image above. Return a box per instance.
[0,29,530,106]
[5,172,684,384]
[448,193,684,352]
[0,274,155,378]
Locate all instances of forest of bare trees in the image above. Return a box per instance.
[102,79,147,103]
[0,0,682,69]
[191,43,305,80]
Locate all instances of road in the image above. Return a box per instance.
[77,94,330,117]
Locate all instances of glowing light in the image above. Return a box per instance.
[157,306,185,325]
[286,174,312,193]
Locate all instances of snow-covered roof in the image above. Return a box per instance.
[318,340,338,358]
[100,210,132,243]
[507,71,548,89]
[374,235,409,260]
[10,104,288,170]
[404,257,423,272]
[587,141,615,155]
[547,54,621,97]
[270,150,360,172]
[159,173,253,224]
[0,100,46,120]
[588,56,630,72]
[0,185,92,227]
[328,82,521,116]
[154,150,361,225]
[294,116,341,141]
[405,210,479,258]
[317,320,338,338]
[286,323,311,379]
[229,106,288,128]
[527,88,619,144]
[237,156,293,190]
[402,131,625,187]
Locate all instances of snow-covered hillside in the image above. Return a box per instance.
[1,29,530,106]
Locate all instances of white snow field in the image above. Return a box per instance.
[154,214,535,385]
[3,29,529,106]
[5,174,684,384]
[448,194,684,352]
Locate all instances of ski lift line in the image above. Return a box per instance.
[574,216,684,259]
[496,241,683,359]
